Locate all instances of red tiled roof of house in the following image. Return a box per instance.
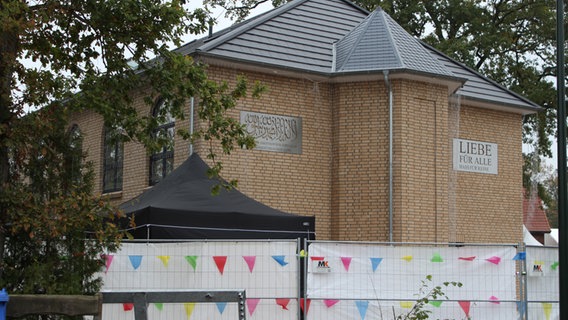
[523,189,551,233]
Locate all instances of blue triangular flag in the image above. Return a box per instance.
[272,255,289,266]
[512,252,526,261]
[129,255,143,270]
[216,302,227,314]
[370,258,383,272]
[516,301,526,315]
[355,300,369,320]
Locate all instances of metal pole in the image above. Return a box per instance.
[556,0,567,318]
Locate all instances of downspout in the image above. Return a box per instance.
[189,97,195,155]
[383,71,393,243]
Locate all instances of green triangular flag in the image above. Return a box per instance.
[185,256,198,270]
[551,261,559,270]
[154,303,164,311]
[429,301,443,307]
[431,253,443,262]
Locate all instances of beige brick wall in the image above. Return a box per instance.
[70,65,525,244]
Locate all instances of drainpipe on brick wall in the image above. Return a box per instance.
[383,71,393,243]
[189,97,195,156]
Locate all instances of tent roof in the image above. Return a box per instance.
[119,153,315,239]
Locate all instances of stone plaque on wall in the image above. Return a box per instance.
[240,111,302,154]
[453,138,498,174]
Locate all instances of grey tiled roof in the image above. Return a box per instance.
[334,8,453,78]
[175,0,541,112]
[425,44,541,112]
[194,0,367,73]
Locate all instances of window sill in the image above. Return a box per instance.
[101,191,123,200]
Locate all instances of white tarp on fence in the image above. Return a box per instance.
[100,241,300,320]
[526,245,560,320]
[306,242,519,320]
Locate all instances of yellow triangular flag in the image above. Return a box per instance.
[402,255,413,262]
[542,303,552,320]
[184,303,195,318]
[400,301,413,309]
[158,255,170,267]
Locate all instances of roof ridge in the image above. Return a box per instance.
[333,9,378,72]
[380,10,403,68]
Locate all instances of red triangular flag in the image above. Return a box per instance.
[276,298,290,310]
[459,256,476,261]
[123,303,134,311]
[243,256,256,273]
[300,298,311,314]
[213,256,228,275]
[459,301,471,317]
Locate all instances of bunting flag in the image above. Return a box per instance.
[459,256,476,261]
[458,301,471,317]
[370,258,383,272]
[213,256,228,275]
[400,301,413,309]
[429,301,442,307]
[216,302,227,314]
[355,300,369,320]
[123,303,134,311]
[185,256,198,271]
[542,302,552,320]
[129,255,143,270]
[485,256,501,265]
[431,253,443,262]
[247,298,260,316]
[516,301,526,316]
[276,298,290,310]
[341,257,352,271]
[103,254,114,273]
[243,256,256,273]
[272,255,289,266]
[154,303,163,311]
[324,299,340,308]
[300,298,311,314]
[299,249,307,257]
[158,255,170,267]
[184,303,195,318]
[489,296,500,304]
[512,252,526,261]
[551,261,559,270]
[401,255,413,262]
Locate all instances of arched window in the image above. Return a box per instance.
[149,99,175,186]
[103,126,124,193]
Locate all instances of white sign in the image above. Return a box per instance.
[453,138,498,174]
[240,111,302,154]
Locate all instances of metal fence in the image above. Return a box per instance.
[98,240,559,319]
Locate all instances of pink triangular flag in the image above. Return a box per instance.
[324,299,340,308]
[213,256,228,275]
[276,298,290,310]
[486,256,501,265]
[489,296,500,304]
[243,256,256,273]
[247,298,260,316]
[300,298,311,314]
[103,254,114,273]
[459,301,471,317]
[459,256,476,261]
[341,257,352,271]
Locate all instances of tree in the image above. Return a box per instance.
[207,0,560,159]
[0,0,262,296]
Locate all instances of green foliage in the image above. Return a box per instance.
[395,275,463,320]
[0,108,124,297]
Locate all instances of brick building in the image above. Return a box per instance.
[71,0,541,243]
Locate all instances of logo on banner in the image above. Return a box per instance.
[530,261,545,276]
[313,260,332,273]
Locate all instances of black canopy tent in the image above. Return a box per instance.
[119,153,315,240]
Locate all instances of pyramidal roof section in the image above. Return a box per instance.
[191,0,368,73]
[333,8,453,78]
